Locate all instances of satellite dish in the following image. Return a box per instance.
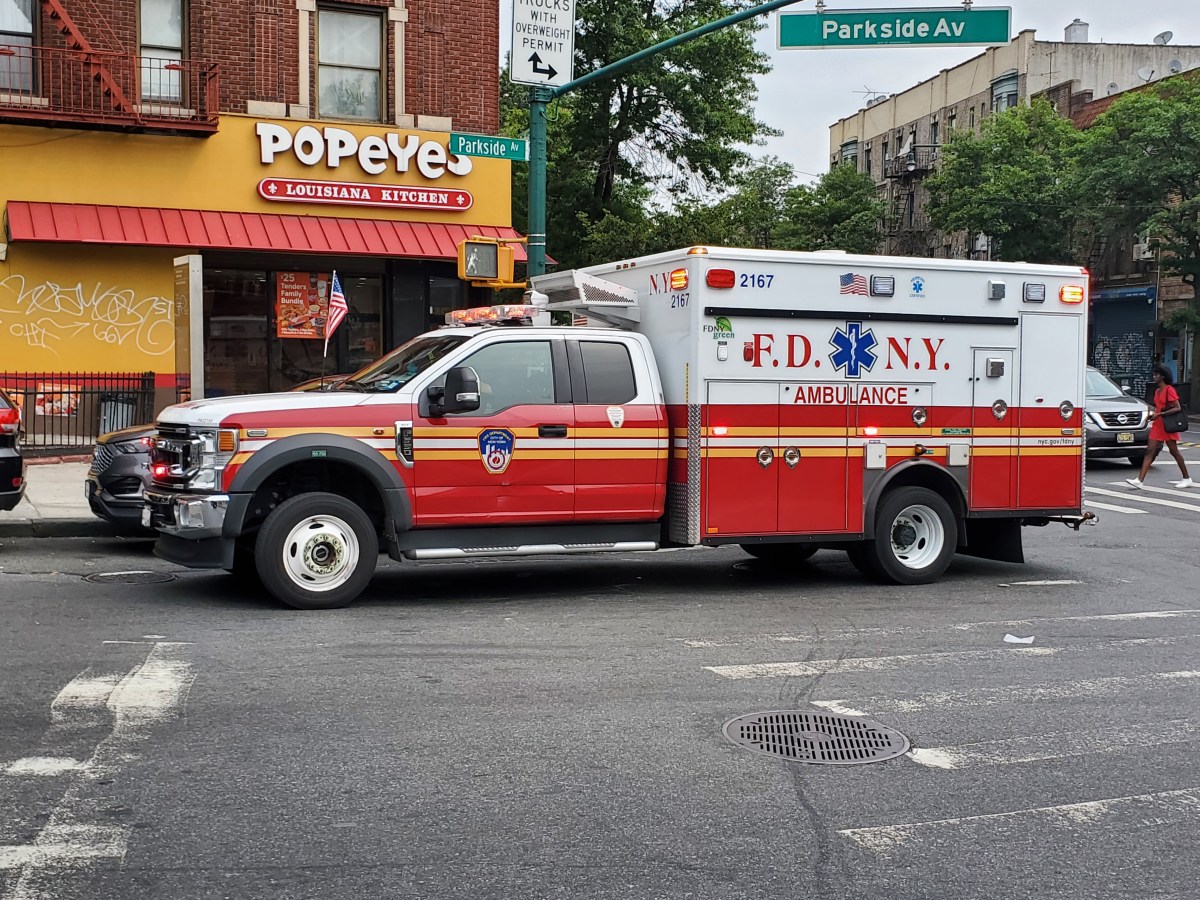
[1169,59,1184,74]
[1153,30,1173,45]
[1137,66,1156,82]
[1107,82,1120,95]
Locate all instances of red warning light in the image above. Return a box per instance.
[706,268,736,289]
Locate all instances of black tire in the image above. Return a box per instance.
[845,542,879,579]
[254,492,378,610]
[740,543,818,563]
[862,486,958,586]
[224,541,260,585]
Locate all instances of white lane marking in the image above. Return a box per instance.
[811,700,869,717]
[0,643,194,899]
[818,670,1200,715]
[49,674,121,728]
[3,757,85,777]
[704,636,1174,680]
[1084,499,1148,514]
[0,826,129,870]
[1108,481,1199,497]
[1086,486,1200,512]
[839,787,1200,854]
[1004,580,1082,586]
[683,610,1199,650]
[906,719,1194,770]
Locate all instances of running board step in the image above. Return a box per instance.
[404,541,658,561]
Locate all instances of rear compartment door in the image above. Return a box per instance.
[971,349,1016,509]
[1017,314,1084,509]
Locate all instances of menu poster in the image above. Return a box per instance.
[276,272,330,339]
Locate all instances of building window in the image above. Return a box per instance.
[140,0,185,102]
[969,107,975,130]
[864,147,873,177]
[948,110,956,133]
[882,139,889,162]
[0,0,36,94]
[839,139,859,168]
[991,72,1019,113]
[930,120,940,145]
[318,7,383,121]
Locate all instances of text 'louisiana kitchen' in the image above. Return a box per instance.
[514,0,572,53]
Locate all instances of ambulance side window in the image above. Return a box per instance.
[456,340,557,415]
[579,341,636,405]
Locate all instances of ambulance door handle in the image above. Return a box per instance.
[538,424,569,438]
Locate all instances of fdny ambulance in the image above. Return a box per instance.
[145,247,1091,609]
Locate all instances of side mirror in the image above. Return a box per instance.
[439,366,480,415]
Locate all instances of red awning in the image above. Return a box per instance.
[4,201,530,261]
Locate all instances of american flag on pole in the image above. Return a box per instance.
[323,271,349,358]
[840,272,869,296]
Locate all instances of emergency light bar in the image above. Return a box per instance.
[445,305,550,326]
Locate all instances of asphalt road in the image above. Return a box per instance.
[2,455,1199,899]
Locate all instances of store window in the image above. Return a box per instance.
[140,0,185,102]
[0,0,35,94]
[205,270,271,397]
[317,7,383,120]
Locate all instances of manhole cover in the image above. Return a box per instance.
[84,571,177,585]
[722,710,909,765]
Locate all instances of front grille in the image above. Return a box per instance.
[91,443,117,474]
[150,422,194,486]
[1098,410,1145,429]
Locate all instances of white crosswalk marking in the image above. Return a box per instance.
[1084,499,1148,514]
[705,636,1175,679]
[905,719,1193,770]
[1107,481,1198,498]
[839,787,1200,854]
[1085,485,1200,512]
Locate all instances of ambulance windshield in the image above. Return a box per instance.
[339,334,468,393]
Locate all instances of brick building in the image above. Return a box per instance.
[0,0,517,441]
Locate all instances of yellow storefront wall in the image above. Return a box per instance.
[0,245,177,374]
[0,115,512,223]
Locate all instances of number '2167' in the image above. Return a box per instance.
[740,273,774,288]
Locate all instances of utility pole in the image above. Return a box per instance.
[524,0,808,279]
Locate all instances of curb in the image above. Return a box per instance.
[0,518,126,539]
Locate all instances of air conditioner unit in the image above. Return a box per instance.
[1132,235,1155,261]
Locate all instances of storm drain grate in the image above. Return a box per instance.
[84,571,177,585]
[722,710,909,765]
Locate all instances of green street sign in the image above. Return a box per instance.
[778,7,1011,49]
[449,133,529,162]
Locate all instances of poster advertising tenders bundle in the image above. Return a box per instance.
[276,272,330,339]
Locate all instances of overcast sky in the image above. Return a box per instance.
[500,1,1197,189]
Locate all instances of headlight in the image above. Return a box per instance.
[1087,412,1105,428]
[114,440,147,454]
[187,428,238,490]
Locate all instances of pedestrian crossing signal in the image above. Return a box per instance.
[457,239,515,285]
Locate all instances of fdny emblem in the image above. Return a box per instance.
[479,428,515,474]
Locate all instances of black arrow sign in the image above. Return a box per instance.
[528,52,558,80]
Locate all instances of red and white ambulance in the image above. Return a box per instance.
[146,247,1091,609]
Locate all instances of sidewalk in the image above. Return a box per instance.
[0,460,115,538]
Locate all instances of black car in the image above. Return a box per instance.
[86,377,348,531]
[0,388,25,512]
[1084,366,1152,465]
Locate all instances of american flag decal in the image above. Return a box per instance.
[840,273,869,296]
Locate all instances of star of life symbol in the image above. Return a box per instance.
[829,322,878,379]
[911,276,925,293]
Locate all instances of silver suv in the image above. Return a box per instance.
[1084,366,1151,466]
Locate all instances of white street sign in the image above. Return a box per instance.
[510,0,576,88]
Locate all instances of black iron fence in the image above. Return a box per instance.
[0,372,156,454]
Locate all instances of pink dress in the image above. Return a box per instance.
[1150,384,1181,443]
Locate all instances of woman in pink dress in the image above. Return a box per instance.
[1127,364,1192,489]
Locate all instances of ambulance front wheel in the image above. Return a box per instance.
[740,543,818,564]
[255,492,379,610]
[864,486,958,585]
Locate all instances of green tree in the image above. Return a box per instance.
[1081,75,1200,404]
[779,163,886,253]
[924,98,1083,263]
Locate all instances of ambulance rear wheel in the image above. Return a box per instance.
[255,492,378,610]
[740,543,818,564]
[865,487,957,585]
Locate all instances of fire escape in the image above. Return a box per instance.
[0,0,218,134]
[883,146,937,256]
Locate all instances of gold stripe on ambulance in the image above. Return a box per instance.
[245,426,382,438]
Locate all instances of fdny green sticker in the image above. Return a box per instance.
[941,428,971,436]
[312,449,328,457]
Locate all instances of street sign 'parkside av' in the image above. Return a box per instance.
[510,0,576,88]
[450,133,529,162]
[779,7,1011,49]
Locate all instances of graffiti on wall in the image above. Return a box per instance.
[1092,331,1152,389]
[0,275,173,359]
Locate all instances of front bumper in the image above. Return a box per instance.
[144,488,231,540]
[0,454,23,512]
[85,472,150,530]
[1085,426,1150,458]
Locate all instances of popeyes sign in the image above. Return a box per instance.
[255,122,475,211]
